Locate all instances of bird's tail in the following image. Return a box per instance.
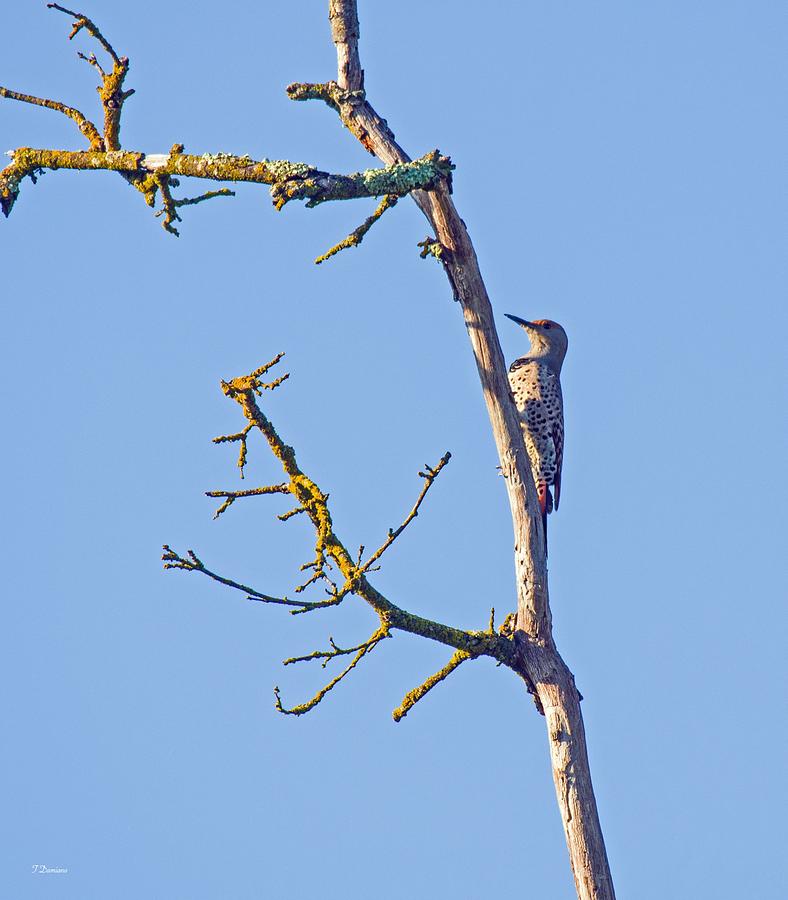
[542,509,548,557]
[537,484,553,556]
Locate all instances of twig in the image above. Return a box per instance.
[392,649,472,722]
[274,626,389,716]
[162,545,288,603]
[361,452,451,571]
[294,567,325,594]
[48,3,120,64]
[77,50,106,78]
[154,180,235,236]
[47,3,135,151]
[283,634,381,668]
[213,424,253,478]
[287,592,348,616]
[278,506,306,522]
[0,86,102,148]
[161,544,352,616]
[315,194,398,264]
[152,172,180,235]
[205,483,290,519]
[172,188,235,208]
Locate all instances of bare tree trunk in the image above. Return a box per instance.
[325,3,616,896]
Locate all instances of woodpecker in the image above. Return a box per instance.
[505,315,568,551]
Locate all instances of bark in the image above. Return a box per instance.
[323,2,616,897]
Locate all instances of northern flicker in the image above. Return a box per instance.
[505,315,568,550]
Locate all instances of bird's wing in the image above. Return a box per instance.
[552,415,563,510]
[552,380,564,510]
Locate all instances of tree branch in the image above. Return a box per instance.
[205,484,290,520]
[165,356,525,716]
[46,3,134,150]
[0,86,102,148]
[0,145,452,223]
[1,8,452,229]
[361,451,451,572]
[161,545,292,607]
[275,626,390,716]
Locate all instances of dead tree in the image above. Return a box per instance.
[1,4,616,897]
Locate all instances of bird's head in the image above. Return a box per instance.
[504,315,568,371]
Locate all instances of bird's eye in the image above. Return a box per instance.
[543,322,552,330]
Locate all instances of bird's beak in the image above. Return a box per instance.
[504,313,535,329]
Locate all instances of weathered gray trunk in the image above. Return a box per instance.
[326,2,616,897]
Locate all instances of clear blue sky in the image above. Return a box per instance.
[2,2,785,898]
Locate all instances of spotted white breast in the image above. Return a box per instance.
[508,358,564,514]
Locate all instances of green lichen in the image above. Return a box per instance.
[417,236,445,260]
[286,80,366,113]
[359,150,453,196]
[260,158,313,182]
